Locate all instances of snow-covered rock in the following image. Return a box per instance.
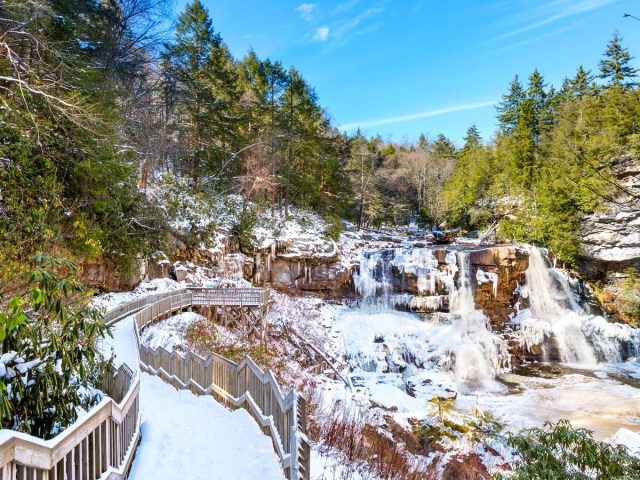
[580,155,640,269]
[612,427,640,457]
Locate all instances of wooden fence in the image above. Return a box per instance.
[0,364,139,480]
[0,286,307,480]
[134,292,310,480]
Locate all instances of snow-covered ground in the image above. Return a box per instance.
[613,428,640,457]
[93,278,183,311]
[129,373,285,480]
[140,311,201,353]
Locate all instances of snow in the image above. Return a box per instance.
[104,311,285,480]
[366,382,426,413]
[129,373,285,480]
[100,315,139,371]
[140,312,203,353]
[612,428,640,456]
[93,278,183,311]
[310,449,368,480]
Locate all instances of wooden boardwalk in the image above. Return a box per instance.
[0,286,305,480]
[133,289,310,480]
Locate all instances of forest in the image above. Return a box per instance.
[1,0,639,284]
[2,2,640,478]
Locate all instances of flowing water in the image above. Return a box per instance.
[340,244,640,440]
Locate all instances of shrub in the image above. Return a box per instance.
[617,268,640,325]
[0,254,112,439]
[497,419,640,480]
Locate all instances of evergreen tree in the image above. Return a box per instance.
[417,133,429,151]
[162,0,241,190]
[599,30,638,87]
[561,65,596,98]
[496,75,524,134]
[526,68,552,142]
[462,124,482,151]
[432,134,456,158]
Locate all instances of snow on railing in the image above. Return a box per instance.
[0,363,140,480]
[135,290,310,480]
[189,287,271,307]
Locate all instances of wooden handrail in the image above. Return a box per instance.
[0,364,140,479]
[135,290,309,480]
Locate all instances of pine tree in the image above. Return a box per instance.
[432,134,456,158]
[496,75,524,134]
[599,30,638,87]
[526,68,552,142]
[462,124,482,151]
[562,65,596,98]
[162,0,241,190]
[418,133,429,151]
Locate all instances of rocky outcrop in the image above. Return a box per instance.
[470,247,529,327]
[578,155,640,323]
[79,259,142,291]
[580,155,640,277]
[356,245,529,327]
[269,259,353,296]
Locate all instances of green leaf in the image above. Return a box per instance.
[31,288,43,306]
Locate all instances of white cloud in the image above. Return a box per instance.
[312,26,330,42]
[339,101,497,130]
[492,23,579,53]
[296,3,317,22]
[335,0,360,14]
[328,7,384,48]
[492,0,617,42]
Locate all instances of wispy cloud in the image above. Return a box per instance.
[334,0,360,14]
[312,26,330,42]
[301,3,385,49]
[329,7,384,48]
[296,3,317,22]
[491,0,617,42]
[492,22,580,53]
[339,101,497,130]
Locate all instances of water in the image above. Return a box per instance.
[450,252,510,390]
[345,244,640,440]
[513,246,639,364]
[353,248,510,392]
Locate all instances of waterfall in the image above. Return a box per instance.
[353,247,510,391]
[450,252,510,390]
[353,250,394,308]
[354,248,447,310]
[513,246,639,364]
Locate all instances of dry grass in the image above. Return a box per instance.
[304,384,436,480]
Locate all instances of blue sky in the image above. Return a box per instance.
[176,0,640,145]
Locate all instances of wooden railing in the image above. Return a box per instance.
[189,287,270,307]
[134,291,310,480]
[0,286,302,480]
[104,287,270,325]
[104,288,189,325]
[0,364,139,480]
